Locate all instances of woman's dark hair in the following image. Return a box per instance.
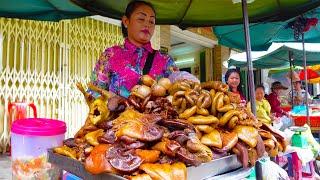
[225,68,242,93]
[255,84,265,91]
[121,0,156,38]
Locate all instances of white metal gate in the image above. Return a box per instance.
[0,17,126,152]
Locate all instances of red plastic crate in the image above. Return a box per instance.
[292,116,320,127]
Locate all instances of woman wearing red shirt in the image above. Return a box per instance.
[265,81,289,117]
[266,81,292,130]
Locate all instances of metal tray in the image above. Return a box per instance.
[48,149,126,180]
[188,155,242,179]
[48,149,242,180]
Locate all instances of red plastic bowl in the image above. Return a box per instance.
[292,116,320,127]
[281,106,292,112]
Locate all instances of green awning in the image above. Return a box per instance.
[71,0,320,27]
[0,0,91,21]
[228,43,320,68]
[214,7,320,51]
[1,0,320,25]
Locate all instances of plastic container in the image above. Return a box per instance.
[292,116,320,127]
[281,105,292,112]
[11,118,66,179]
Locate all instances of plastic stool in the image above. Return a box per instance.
[276,152,316,180]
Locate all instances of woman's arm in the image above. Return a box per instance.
[89,49,112,98]
[267,95,285,115]
[263,99,271,115]
[163,55,179,77]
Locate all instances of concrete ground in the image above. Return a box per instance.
[0,154,11,180]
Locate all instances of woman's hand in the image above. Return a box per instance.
[271,113,280,123]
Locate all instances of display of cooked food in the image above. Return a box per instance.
[54,75,287,180]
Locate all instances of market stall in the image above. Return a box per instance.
[228,43,320,130]
[49,78,286,179]
[3,0,320,179]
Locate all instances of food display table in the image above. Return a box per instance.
[48,149,243,180]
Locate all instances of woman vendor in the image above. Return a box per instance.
[247,85,274,125]
[225,69,246,105]
[89,1,178,98]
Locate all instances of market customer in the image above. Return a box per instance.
[89,1,178,98]
[266,81,292,130]
[288,76,312,106]
[247,85,274,125]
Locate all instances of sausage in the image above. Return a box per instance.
[219,84,229,93]
[202,92,212,108]
[179,105,197,119]
[223,94,231,105]
[169,82,190,95]
[185,89,198,106]
[193,83,202,93]
[211,92,224,116]
[219,110,241,126]
[179,80,192,89]
[201,81,215,90]
[227,116,239,129]
[177,98,187,114]
[209,89,216,98]
[197,93,206,108]
[187,115,219,125]
[215,94,224,111]
[217,104,236,113]
[196,107,210,116]
[173,97,183,106]
[197,92,212,109]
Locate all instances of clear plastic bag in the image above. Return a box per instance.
[168,71,200,83]
[261,160,289,180]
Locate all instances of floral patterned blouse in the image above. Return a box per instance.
[90,39,178,98]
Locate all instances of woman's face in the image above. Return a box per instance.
[273,88,281,95]
[227,72,240,90]
[122,4,155,46]
[293,81,301,91]
[255,88,264,101]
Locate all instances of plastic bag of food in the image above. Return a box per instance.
[168,71,200,83]
[302,124,320,158]
[260,159,289,180]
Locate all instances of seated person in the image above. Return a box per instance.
[266,81,292,130]
[288,77,312,106]
[247,85,273,125]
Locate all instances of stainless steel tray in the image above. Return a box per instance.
[48,149,126,180]
[48,149,242,180]
[188,155,242,179]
